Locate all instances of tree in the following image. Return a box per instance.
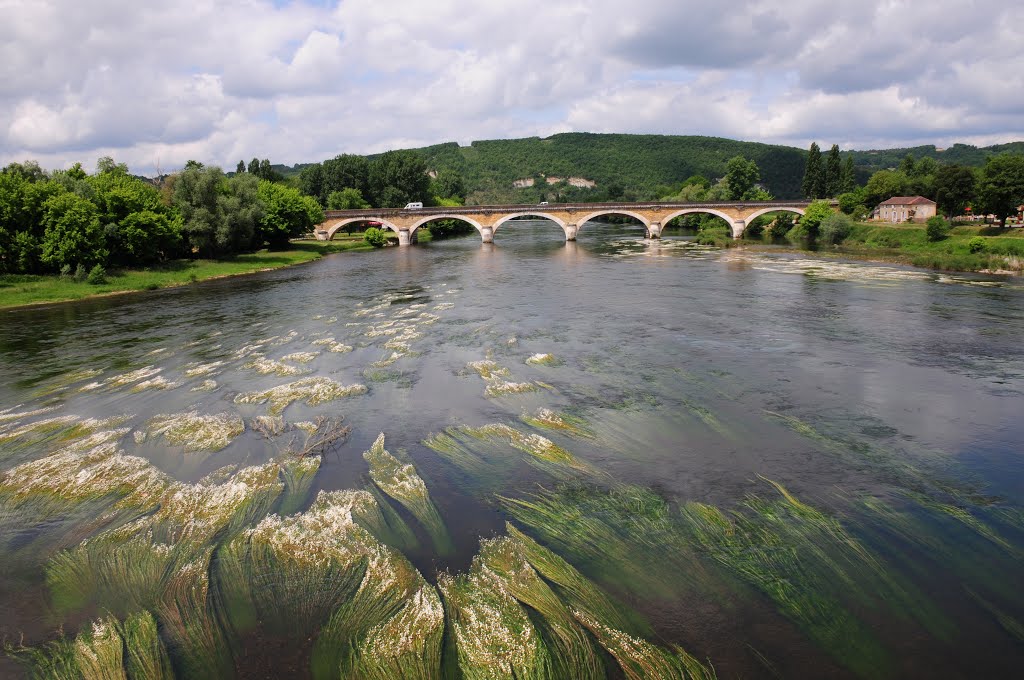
[320,154,370,205]
[925,215,950,241]
[796,200,834,241]
[88,166,178,265]
[248,158,260,176]
[837,188,869,218]
[864,169,911,208]
[115,210,182,263]
[802,143,825,199]
[824,144,842,197]
[257,180,324,248]
[840,156,856,193]
[298,164,324,202]
[977,154,1024,225]
[173,165,227,257]
[96,156,129,175]
[184,160,204,171]
[368,150,430,207]
[363,227,388,247]
[933,164,977,217]
[819,212,854,245]
[432,169,466,202]
[898,154,916,176]
[218,173,264,253]
[327,188,370,210]
[0,170,64,273]
[259,159,272,180]
[2,160,47,183]
[236,160,246,174]
[40,192,106,270]
[725,156,760,200]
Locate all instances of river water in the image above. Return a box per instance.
[1,222,1022,679]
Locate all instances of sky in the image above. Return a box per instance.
[1,0,1022,176]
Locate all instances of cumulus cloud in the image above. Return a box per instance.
[0,0,1021,175]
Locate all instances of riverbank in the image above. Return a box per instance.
[0,238,372,310]
[835,223,1024,273]
[734,222,1024,275]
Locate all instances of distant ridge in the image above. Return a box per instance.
[282,133,1023,203]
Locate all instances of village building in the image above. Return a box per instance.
[876,196,937,223]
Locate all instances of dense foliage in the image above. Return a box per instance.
[1,158,322,276]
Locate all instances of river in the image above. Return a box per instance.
[1,221,1022,679]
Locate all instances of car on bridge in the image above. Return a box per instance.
[404,202,423,209]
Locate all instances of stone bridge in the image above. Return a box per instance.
[315,200,826,245]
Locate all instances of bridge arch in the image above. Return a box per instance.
[323,217,401,240]
[408,214,485,237]
[743,206,805,223]
[662,208,736,227]
[576,210,652,235]
[492,212,569,237]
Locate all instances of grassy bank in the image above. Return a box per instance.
[0,238,372,310]
[834,223,1024,273]
[743,222,1024,274]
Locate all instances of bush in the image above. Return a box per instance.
[926,216,950,241]
[967,236,987,253]
[797,200,834,241]
[363,227,388,248]
[86,264,107,285]
[819,213,854,245]
[73,263,88,282]
[59,264,73,279]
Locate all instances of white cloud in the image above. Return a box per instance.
[0,0,1021,175]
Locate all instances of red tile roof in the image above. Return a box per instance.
[879,196,936,205]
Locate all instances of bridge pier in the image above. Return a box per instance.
[481,226,494,244]
[647,222,662,239]
[731,220,745,239]
[398,229,412,246]
[564,223,577,241]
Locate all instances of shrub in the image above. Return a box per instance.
[926,216,950,242]
[967,237,987,254]
[59,264,73,279]
[86,264,107,285]
[819,213,854,245]
[73,263,88,282]
[363,227,388,248]
[796,200,834,241]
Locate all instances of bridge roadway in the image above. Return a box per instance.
[314,200,823,245]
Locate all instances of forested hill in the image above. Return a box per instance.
[408,133,808,202]
[842,142,1024,175]
[282,133,1024,205]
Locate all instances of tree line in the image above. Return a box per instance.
[800,143,1024,225]
[0,158,323,277]
[296,150,465,210]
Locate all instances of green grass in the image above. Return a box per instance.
[0,239,372,310]
[827,223,1024,273]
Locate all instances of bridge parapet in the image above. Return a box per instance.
[315,200,835,244]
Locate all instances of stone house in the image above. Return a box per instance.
[876,196,937,223]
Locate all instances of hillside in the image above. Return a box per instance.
[411,133,808,202]
[279,134,1024,204]
[841,142,1024,174]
